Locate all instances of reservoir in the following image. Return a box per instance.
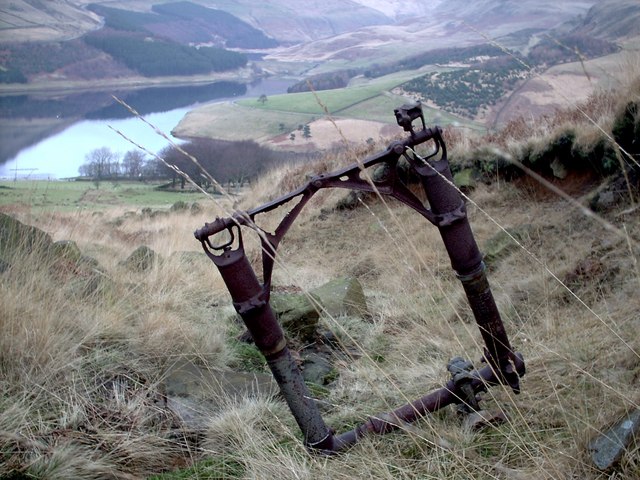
[0,77,291,180]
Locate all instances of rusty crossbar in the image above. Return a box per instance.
[194,103,525,454]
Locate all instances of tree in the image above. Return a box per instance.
[79,147,121,187]
[302,124,311,139]
[258,94,268,104]
[157,138,282,189]
[289,133,296,142]
[122,150,146,179]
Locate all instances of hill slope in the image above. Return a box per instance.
[0,0,101,42]
[574,0,640,39]
[0,76,638,479]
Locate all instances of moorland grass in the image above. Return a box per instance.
[1,63,639,480]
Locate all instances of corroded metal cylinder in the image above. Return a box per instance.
[416,157,522,391]
[212,244,333,448]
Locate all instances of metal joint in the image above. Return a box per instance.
[448,357,482,412]
[233,291,268,315]
[433,202,467,227]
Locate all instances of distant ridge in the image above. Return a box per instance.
[574,0,640,39]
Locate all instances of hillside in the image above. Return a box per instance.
[87,2,278,49]
[0,0,101,43]
[0,2,269,84]
[0,71,638,478]
[576,0,640,39]
[263,0,598,65]
[0,0,393,45]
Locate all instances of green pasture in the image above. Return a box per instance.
[0,180,207,212]
[176,70,483,143]
[238,75,414,115]
[177,102,318,141]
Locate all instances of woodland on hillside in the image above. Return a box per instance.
[0,1,279,82]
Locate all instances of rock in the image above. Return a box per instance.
[589,409,640,470]
[239,278,370,343]
[335,190,367,210]
[163,359,277,429]
[122,245,159,271]
[311,277,369,318]
[591,190,617,212]
[462,409,508,431]
[301,352,335,385]
[550,158,568,179]
[0,214,110,295]
[0,212,52,260]
[170,200,189,212]
[190,202,203,215]
[271,292,321,341]
[50,240,82,263]
[334,164,392,211]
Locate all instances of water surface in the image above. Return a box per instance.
[0,78,291,179]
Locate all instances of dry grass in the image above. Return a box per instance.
[2,66,640,480]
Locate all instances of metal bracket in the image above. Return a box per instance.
[448,356,483,413]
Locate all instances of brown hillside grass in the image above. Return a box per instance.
[1,70,639,479]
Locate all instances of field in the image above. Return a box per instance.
[491,37,640,126]
[0,180,209,213]
[173,72,482,149]
[1,68,639,478]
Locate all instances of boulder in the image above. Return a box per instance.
[122,245,159,271]
[550,158,568,179]
[238,278,370,343]
[0,212,52,261]
[271,292,321,341]
[334,164,392,211]
[301,352,335,385]
[589,409,640,470]
[51,240,82,263]
[170,200,189,212]
[310,277,369,318]
[0,214,109,295]
[163,359,276,429]
[190,202,203,215]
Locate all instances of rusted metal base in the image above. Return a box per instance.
[195,103,525,454]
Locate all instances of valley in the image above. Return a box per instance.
[1,2,640,479]
[1,0,638,181]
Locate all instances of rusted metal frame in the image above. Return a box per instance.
[195,134,442,289]
[329,362,510,451]
[407,152,526,390]
[202,229,334,448]
[195,107,525,453]
[194,126,446,243]
[193,140,446,450]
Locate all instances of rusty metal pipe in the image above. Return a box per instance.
[314,362,512,453]
[195,103,525,455]
[413,157,524,391]
[206,239,332,448]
